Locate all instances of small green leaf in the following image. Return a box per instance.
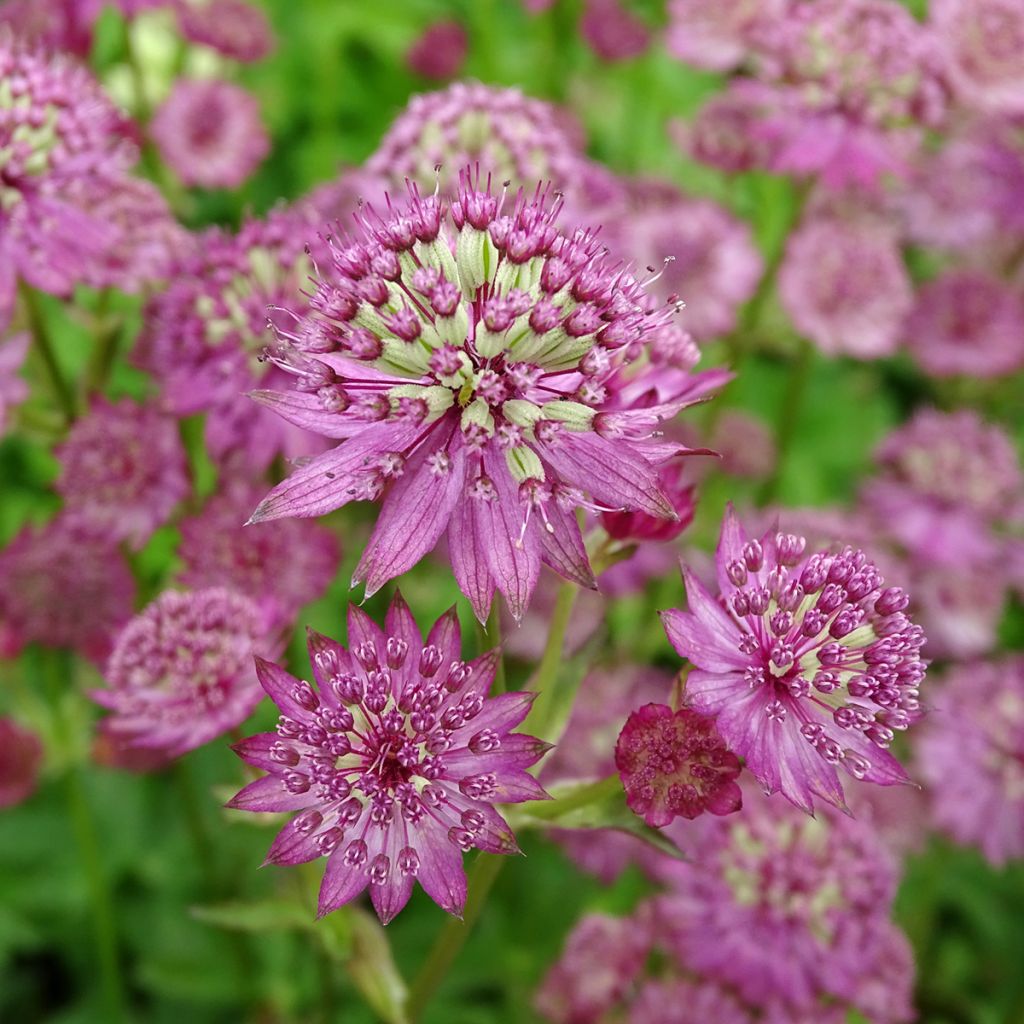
[191,899,312,934]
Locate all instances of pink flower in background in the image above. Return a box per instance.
[93,587,275,765]
[904,270,1024,378]
[56,398,189,550]
[406,20,467,80]
[627,979,757,1024]
[0,38,137,325]
[709,410,776,481]
[580,0,651,62]
[0,333,29,437]
[228,594,550,923]
[600,459,695,543]
[251,174,719,620]
[666,0,778,72]
[0,516,136,664]
[917,658,1024,865]
[0,0,95,56]
[151,79,269,190]
[177,482,341,633]
[681,84,784,174]
[779,215,912,358]
[137,209,326,470]
[663,506,927,813]
[174,0,274,62]
[0,717,43,809]
[615,703,742,826]
[931,0,1024,114]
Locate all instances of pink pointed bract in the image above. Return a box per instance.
[0,332,29,437]
[615,703,742,827]
[601,460,695,543]
[150,78,269,190]
[0,716,44,809]
[250,172,719,620]
[56,398,189,550]
[662,506,927,814]
[405,20,468,80]
[93,587,276,766]
[227,594,550,924]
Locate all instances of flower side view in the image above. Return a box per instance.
[661,505,927,813]
[228,594,551,923]
[250,171,720,620]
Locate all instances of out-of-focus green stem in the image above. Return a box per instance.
[85,291,122,397]
[524,580,578,740]
[19,281,76,424]
[405,851,505,1023]
[523,774,620,821]
[757,340,814,507]
[483,602,505,694]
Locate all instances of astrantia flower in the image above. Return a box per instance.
[174,0,273,62]
[177,482,341,633]
[917,657,1024,864]
[0,37,136,325]
[681,83,783,174]
[405,20,467,80]
[932,0,1024,114]
[666,0,779,72]
[662,506,927,813]
[137,209,325,468]
[92,587,275,765]
[0,0,94,56]
[615,703,742,827]
[0,331,28,437]
[56,398,189,549]
[653,787,914,1022]
[779,215,912,359]
[579,0,652,62]
[251,173,716,620]
[150,78,268,190]
[227,594,550,923]
[0,516,136,663]
[0,716,43,809]
[904,270,1024,379]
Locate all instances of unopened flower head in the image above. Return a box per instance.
[662,506,927,813]
[405,20,468,80]
[228,594,550,924]
[177,482,341,633]
[174,0,274,62]
[56,398,189,550]
[93,587,273,765]
[904,270,1024,379]
[0,716,43,809]
[0,332,29,437]
[251,171,717,620]
[917,657,1024,864]
[779,215,912,359]
[151,79,269,190]
[615,703,742,827]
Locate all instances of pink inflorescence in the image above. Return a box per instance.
[150,78,269,190]
[137,209,325,469]
[0,332,29,437]
[92,587,273,765]
[0,37,137,325]
[227,594,551,924]
[666,0,780,72]
[405,20,468,80]
[250,171,719,620]
[917,657,1024,865]
[615,703,742,827]
[0,515,136,664]
[662,505,927,813]
[0,716,44,809]
[579,0,652,62]
[173,0,274,62]
[56,398,189,550]
[176,482,341,633]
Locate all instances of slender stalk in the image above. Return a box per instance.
[523,774,620,821]
[757,341,815,507]
[524,580,578,740]
[405,851,506,1022]
[19,281,76,424]
[86,292,122,397]
[173,759,218,894]
[483,602,506,694]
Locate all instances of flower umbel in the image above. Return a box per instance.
[228,594,551,924]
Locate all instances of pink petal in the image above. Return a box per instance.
[538,505,597,589]
[660,608,746,674]
[254,656,314,721]
[412,819,467,917]
[264,817,326,866]
[426,606,462,666]
[230,732,283,772]
[447,495,495,623]
[249,390,364,438]
[226,775,315,813]
[318,843,370,917]
[715,502,747,595]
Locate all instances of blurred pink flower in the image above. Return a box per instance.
[0,333,29,437]
[709,410,776,481]
[0,717,43,809]
[627,979,756,1024]
[666,0,778,72]
[174,0,273,62]
[580,0,651,62]
[405,20,467,80]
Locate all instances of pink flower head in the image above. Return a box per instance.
[0,332,29,437]
[55,398,189,550]
[932,0,1024,114]
[365,83,586,197]
[0,37,136,325]
[627,979,755,1024]
[93,587,275,765]
[405,20,468,80]
[177,482,341,634]
[654,787,914,1022]
[580,0,651,62]
[0,515,136,663]
[601,460,695,543]
[250,173,717,621]
[0,717,43,808]
[666,0,780,72]
[137,209,326,469]
[0,0,95,57]
[662,506,927,814]
[779,215,912,359]
[603,185,763,341]
[150,78,268,190]
[615,703,742,827]
[917,657,1024,864]
[174,0,273,62]
[227,594,550,924]
[681,83,783,174]
[904,270,1024,378]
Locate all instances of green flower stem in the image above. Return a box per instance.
[405,851,506,1023]
[174,759,219,894]
[522,774,621,822]
[19,281,76,424]
[524,579,578,741]
[85,292,122,397]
